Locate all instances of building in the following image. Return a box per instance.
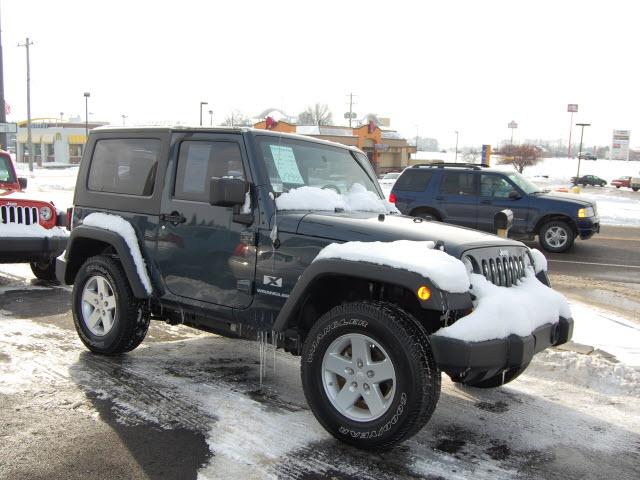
[14,118,108,165]
[252,119,416,174]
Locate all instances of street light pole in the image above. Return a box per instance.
[208,109,213,126]
[575,122,590,180]
[200,101,208,126]
[121,114,127,126]
[18,38,35,171]
[83,92,90,140]
[454,131,459,162]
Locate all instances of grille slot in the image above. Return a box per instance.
[475,252,527,287]
[1,205,39,226]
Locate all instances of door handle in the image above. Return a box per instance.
[480,199,491,204]
[160,211,187,225]
[435,196,445,201]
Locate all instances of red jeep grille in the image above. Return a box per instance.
[1,205,39,226]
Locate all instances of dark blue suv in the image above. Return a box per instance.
[390,163,600,252]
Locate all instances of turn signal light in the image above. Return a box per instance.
[417,286,431,301]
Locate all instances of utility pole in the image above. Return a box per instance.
[18,38,34,171]
[208,109,213,126]
[348,93,354,127]
[454,131,459,162]
[83,92,90,139]
[0,9,7,150]
[199,101,208,126]
[121,114,127,126]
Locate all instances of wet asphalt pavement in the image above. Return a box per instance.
[0,265,639,480]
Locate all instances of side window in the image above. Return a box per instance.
[88,138,160,196]
[439,172,476,195]
[174,141,244,202]
[480,175,514,198]
[393,170,434,192]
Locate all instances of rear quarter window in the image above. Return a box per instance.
[393,170,434,191]
[87,138,160,196]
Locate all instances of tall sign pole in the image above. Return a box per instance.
[0,8,7,150]
[18,38,34,171]
[567,104,578,158]
[508,120,518,145]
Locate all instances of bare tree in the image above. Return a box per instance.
[221,110,253,127]
[297,103,333,126]
[498,144,543,173]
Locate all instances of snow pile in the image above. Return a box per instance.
[82,213,152,294]
[529,248,547,273]
[314,240,471,293]
[435,271,571,342]
[1,223,68,238]
[276,183,398,214]
[531,349,640,397]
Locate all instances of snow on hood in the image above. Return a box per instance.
[276,184,399,214]
[83,213,152,294]
[314,240,470,293]
[435,271,571,342]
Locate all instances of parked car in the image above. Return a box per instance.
[631,177,640,192]
[390,163,599,252]
[0,150,68,280]
[611,176,632,189]
[57,127,573,450]
[378,171,402,188]
[570,175,607,187]
[578,152,597,160]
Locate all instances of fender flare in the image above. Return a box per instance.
[272,259,472,332]
[62,225,151,298]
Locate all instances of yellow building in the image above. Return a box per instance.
[253,120,416,174]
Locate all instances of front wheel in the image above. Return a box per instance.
[539,220,575,253]
[633,187,639,192]
[301,301,440,450]
[30,259,58,282]
[72,255,149,355]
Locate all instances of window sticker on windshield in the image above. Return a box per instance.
[269,145,304,184]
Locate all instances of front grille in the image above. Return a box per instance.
[1,205,39,226]
[468,248,528,287]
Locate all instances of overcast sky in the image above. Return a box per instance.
[2,0,638,148]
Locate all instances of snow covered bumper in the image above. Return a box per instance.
[429,317,573,384]
[0,235,68,263]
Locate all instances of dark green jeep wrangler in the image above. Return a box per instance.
[57,127,572,449]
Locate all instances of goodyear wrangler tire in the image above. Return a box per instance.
[301,301,440,450]
[72,255,149,355]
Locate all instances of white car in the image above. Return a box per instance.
[379,172,401,188]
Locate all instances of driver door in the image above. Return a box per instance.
[476,173,529,234]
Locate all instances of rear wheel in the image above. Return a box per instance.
[301,301,440,450]
[30,259,58,282]
[539,220,575,253]
[633,187,639,192]
[72,255,149,355]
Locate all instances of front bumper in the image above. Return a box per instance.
[0,235,68,264]
[429,317,573,384]
[577,217,600,239]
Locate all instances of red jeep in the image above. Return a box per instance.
[1,150,68,280]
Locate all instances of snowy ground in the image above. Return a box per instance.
[0,264,639,479]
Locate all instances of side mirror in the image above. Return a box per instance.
[18,177,28,189]
[209,177,247,207]
[508,190,521,200]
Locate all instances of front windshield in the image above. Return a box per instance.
[0,155,17,183]
[506,171,542,194]
[257,136,380,196]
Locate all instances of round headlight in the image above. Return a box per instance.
[40,206,53,221]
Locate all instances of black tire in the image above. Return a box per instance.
[72,255,149,355]
[462,364,529,388]
[539,220,575,253]
[616,185,620,189]
[412,208,441,222]
[633,187,639,192]
[582,182,587,187]
[301,301,440,450]
[30,259,58,282]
